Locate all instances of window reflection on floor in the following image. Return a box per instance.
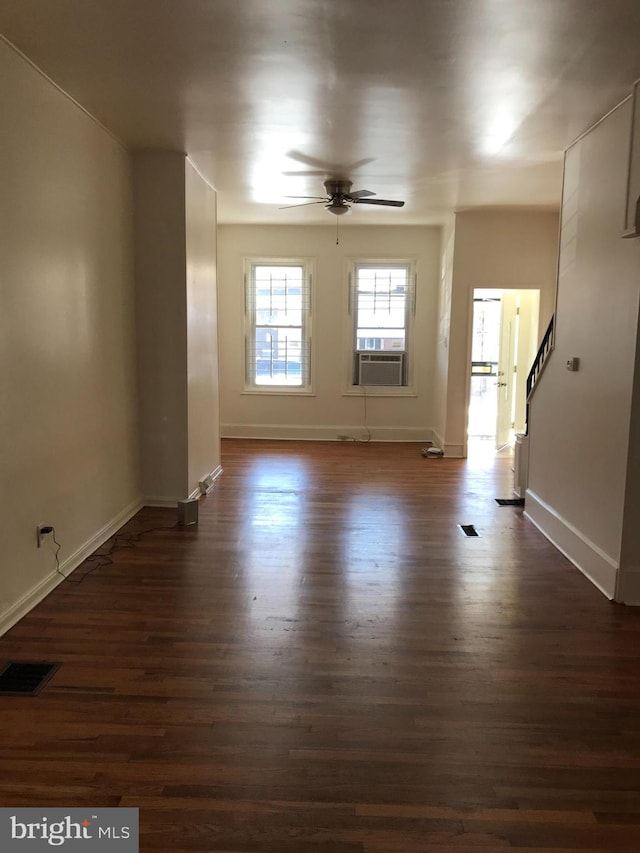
[240,456,310,644]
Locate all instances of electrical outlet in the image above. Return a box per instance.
[36,524,53,548]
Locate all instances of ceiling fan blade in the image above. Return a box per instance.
[354,198,405,207]
[347,189,376,200]
[278,201,326,209]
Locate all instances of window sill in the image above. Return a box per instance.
[242,388,316,397]
[342,387,417,398]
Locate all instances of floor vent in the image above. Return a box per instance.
[495,498,525,506]
[459,524,479,537]
[0,662,59,696]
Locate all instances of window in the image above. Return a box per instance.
[350,261,415,386]
[245,259,312,390]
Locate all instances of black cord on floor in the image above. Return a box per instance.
[53,523,178,585]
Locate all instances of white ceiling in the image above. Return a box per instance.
[1,0,640,225]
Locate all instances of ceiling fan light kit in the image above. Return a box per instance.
[327,202,351,215]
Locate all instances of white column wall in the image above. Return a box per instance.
[185,161,221,494]
[133,152,189,503]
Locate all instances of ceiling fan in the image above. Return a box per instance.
[281,179,405,216]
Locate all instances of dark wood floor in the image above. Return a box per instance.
[2,439,640,851]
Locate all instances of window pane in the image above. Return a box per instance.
[355,265,408,352]
[247,261,310,389]
[471,298,501,362]
[254,266,303,326]
[254,327,303,386]
[357,330,405,350]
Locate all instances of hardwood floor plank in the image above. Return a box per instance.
[0,439,639,850]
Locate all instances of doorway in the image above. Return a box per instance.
[468,288,540,452]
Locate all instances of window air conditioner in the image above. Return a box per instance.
[357,352,405,386]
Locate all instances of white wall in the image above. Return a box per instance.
[527,100,640,600]
[133,152,189,502]
[134,153,221,503]
[0,39,140,629]
[445,210,560,455]
[432,216,455,449]
[185,160,221,493]
[217,225,441,441]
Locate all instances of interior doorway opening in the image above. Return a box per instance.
[468,288,540,455]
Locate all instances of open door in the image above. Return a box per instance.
[468,288,541,454]
[495,292,518,449]
[495,291,540,448]
[513,290,539,433]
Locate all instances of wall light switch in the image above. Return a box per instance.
[566,357,580,371]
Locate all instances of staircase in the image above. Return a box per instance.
[515,315,555,498]
[525,314,554,435]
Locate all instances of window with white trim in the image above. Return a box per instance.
[350,261,415,386]
[244,259,312,390]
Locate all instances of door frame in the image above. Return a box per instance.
[464,287,541,458]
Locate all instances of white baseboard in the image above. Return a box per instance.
[524,488,618,600]
[0,572,63,640]
[0,497,143,638]
[147,465,224,505]
[444,443,465,458]
[191,464,223,499]
[426,429,463,457]
[221,424,434,443]
[142,496,183,508]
